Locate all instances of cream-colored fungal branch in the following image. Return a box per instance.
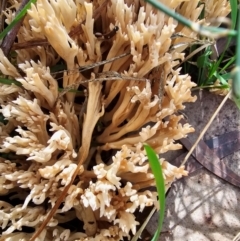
[0,0,230,240]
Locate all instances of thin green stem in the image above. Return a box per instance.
[0,0,37,40]
[145,0,237,38]
[232,7,240,108]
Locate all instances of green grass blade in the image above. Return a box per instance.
[229,0,238,30]
[144,144,166,241]
[232,7,240,108]
[219,56,236,73]
[213,72,229,86]
[220,72,232,80]
[208,0,237,80]
[144,0,237,38]
[0,77,22,86]
[0,0,37,40]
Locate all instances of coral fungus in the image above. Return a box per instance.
[0,0,230,240]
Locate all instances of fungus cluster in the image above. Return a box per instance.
[0,0,230,240]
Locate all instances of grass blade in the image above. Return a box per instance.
[145,0,237,38]
[0,0,37,40]
[144,144,166,241]
[207,0,237,83]
[232,7,240,108]
[229,0,238,30]
[0,77,22,86]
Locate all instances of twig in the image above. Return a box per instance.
[53,52,131,77]
[59,72,148,97]
[11,39,49,50]
[175,43,213,68]
[233,231,240,241]
[181,89,232,166]
[29,181,77,241]
[0,0,7,32]
[158,68,165,107]
[131,207,157,241]
[29,141,89,241]
[1,0,30,56]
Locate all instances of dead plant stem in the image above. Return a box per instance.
[131,207,157,241]
[233,231,240,241]
[181,89,232,166]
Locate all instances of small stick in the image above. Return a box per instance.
[53,52,130,77]
[29,142,89,241]
[1,0,30,56]
[233,231,240,241]
[175,43,212,68]
[59,72,148,97]
[131,207,157,241]
[12,39,49,50]
[158,68,165,107]
[181,89,232,166]
[0,0,7,32]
